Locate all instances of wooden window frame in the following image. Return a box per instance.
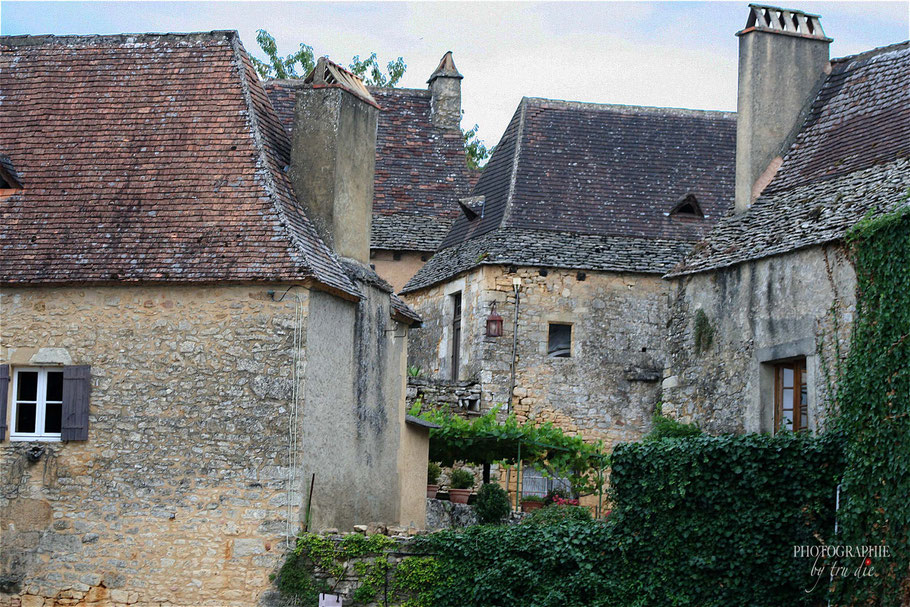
[450,292,462,380]
[10,367,64,442]
[773,358,808,433]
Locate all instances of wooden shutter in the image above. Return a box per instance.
[62,365,91,441]
[0,365,9,441]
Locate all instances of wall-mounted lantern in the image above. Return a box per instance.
[485,302,504,337]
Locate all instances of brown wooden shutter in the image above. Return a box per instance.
[0,365,9,441]
[62,365,91,441]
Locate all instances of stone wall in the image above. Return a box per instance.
[405,265,668,448]
[0,284,308,606]
[0,280,420,606]
[406,377,482,414]
[661,244,856,433]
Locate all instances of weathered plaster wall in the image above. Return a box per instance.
[662,244,855,433]
[405,266,668,448]
[0,284,308,606]
[370,251,426,294]
[397,424,429,530]
[302,281,411,533]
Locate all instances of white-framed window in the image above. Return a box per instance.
[10,367,64,441]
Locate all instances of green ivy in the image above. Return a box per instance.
[279,532,439,606]
[417,432,843,606]
[830,206,910,605]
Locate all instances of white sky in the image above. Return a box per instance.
[3,1,908,148]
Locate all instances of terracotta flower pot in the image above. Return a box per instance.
[521,500,545,513]
[448,488,472,504]
[426,484,439,499]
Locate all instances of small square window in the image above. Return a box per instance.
[547,323,572,358]
[11,368,64,440]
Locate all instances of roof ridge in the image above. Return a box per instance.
[0,31,237,46]
[501,97,529,229]
[832,40,909,65]
[523,97,736,119]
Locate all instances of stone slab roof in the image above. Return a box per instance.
[263,83,471,252]
[0,32,359,297]
[401,228,694,293]
[669,42,910,277]
[404,98,736,292]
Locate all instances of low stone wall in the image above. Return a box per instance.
[425,498,526,531]
[407,378,482,414]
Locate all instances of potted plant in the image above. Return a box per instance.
[520,495,545,512]
[448,468,475,504]
[427,462,442,499]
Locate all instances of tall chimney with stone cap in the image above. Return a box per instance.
[734,4,831,213]
[289,57,380,264]
[428,51,463,130]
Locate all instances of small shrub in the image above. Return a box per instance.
[644,413,701,441]
[427,462,441,485]
[520,494,544,503]
[449,468,475,490]
[475,483,511,524]
[522,504,592,526]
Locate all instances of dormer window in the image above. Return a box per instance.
[0,154,23,198]
[667,193,704,218]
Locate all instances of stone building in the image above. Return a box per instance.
[264,52,472,292]
[0,32,428,606]
[661,8,910,433]
[401,97,736,448]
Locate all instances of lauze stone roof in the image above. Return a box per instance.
[263,83,472,252]
[669,42,910,277]
[403,98,737,293]
[0,32,358,297]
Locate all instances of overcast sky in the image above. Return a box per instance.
[3,1,908,148]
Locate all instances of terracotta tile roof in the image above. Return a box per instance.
[404,98,736,292]
[263,83,472,252]
[0,32,358,297]
[669,42,910,277]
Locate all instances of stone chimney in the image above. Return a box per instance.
[734,4,831,213]
[289,57,380,264]
[427,51,463,130]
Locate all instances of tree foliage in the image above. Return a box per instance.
[463,123,493,170]
[252,29,404,86]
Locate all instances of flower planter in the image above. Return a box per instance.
[426,484,439,499]
[521,500,545,513]
[448,488,472,504]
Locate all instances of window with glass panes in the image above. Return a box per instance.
[774,358,808,432]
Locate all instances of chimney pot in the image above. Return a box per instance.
[427,51,463,130]
[734,4,831,213]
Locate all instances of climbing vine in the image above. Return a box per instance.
[829,205,910,605]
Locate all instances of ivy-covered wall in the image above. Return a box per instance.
[830,207,910,605]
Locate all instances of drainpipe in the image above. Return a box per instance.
[508,277,522,415]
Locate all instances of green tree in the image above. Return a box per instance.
[252,29,405,87]
[463,123,493,170]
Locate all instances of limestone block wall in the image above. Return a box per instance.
[662,244,856,434]
[0,284,309,606]
[405,266,668,448]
